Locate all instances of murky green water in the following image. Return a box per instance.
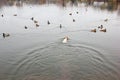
[0,0,120,80]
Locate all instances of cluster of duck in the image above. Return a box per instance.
[69,11,79,22]
[24,17,40,29]
[62,12,78,43]
[32,17,40,27]
[24,11,79,30]
[91,25,106,33]
[62,11,78,43]
[1,14,17,17]
[63,25,107,44]
[24,17,62,29]
[1,13,108,44]
[1,14,17,38]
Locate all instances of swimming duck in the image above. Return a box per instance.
[98,26,101,29]
[34,20,38,23]
[98,25,103,29]
[91,29,96,33]
[60,24,62,28]
[62,36,69,43]
[1,14,3,17]
[36,24,39,27]
[73,19,75,22]
[76,12,79,14]
[3,33,10,38]
[31,17,34,21]
[69,13,72,15]
[47,20,50,25]
[104,19,108,22]
[100,28,106,32]
[100,25,103,29]
[24,26,28,29]
[13,14,17,16]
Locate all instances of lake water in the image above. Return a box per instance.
[0,0,120,80]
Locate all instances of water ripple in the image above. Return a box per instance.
[11,41,120,80]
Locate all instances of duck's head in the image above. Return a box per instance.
[64,36,69,40]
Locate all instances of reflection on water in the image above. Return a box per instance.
[0,0,120,80]
[12,42,120,80]
[0,0,120,12]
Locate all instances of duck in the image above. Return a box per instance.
[1,14,3,17]
[34,20,38,23]
[73,19,75,22]
[13,14,17,16]
[69,13,72,15]
[62,36,69,43]
[98,25,103,29]
[47,20,50,25]
[24,26,28,29]
[100,28,106,32]
[31,17,34,21]
[2,33,10,38]
[60,24,62,28]
[36,24,39,27]
[76,12,79,14]
[98,26,101,29]
[104,19,108,22]
[100,25,103,29]
[91,29,96,33]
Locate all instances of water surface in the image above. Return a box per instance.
[0,0,120,80]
